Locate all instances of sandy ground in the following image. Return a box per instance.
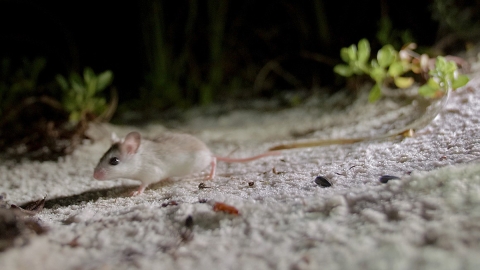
[1,61,480,269]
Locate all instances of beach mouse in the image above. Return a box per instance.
[93,131,280,196]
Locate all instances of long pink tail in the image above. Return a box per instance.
[214,151,281,163]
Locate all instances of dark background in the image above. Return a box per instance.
[0,0,478,108]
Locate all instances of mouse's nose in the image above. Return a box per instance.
[93,168,106,180]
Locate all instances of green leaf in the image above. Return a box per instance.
[96,70,113,91]
[368,83,382,102]
[69,73,84,93]
[334,64,353,77]
[445,61,457,74]
[369,66,386,84]
[86,78,97,97]
[346,44,357,62]
[377,45,396,68]
[351,64,366,75]
[418,84,438,98]
[452,74,469,89]
[357,39,370,63]
[388,61,404,77]
[394,76,414,88]
[83,67,95,85]
[55,74,69,91]
[340,48,350,62]
[435,56,447,71]
[427,78,440,89]
[376,17,392,45]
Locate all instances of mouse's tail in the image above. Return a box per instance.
[215,151,281,163]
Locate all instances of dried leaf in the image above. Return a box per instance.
[161,201,178,207]
[213,202,240,216]
[11,197,46,216]
[22,197,46,212]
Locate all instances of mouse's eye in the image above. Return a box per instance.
[109,157,120,166]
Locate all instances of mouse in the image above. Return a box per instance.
[93,131,280,196]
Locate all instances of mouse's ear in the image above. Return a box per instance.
[111,132,121,144]
[122,131,141,154]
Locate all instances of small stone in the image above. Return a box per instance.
[379,175,401,183]
[185,215,194,228]
[198,183,207,189]
[248,182,254,187]
[314,176,331,187]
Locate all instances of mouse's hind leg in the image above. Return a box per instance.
[206,157,217,180]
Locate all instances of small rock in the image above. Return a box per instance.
[185,215,194,228]
[314,176,331,187]
[379,175,401,184]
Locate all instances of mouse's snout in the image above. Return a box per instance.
[93,168,107,180]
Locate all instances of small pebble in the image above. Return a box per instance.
[198,199,207,203]
[185,215,194,228]
[379,175,401,183]
[248,182,255,187]
[314,176,331,187]
[198,183,208,189]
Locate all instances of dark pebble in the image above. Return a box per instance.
[198,199,207,203]
[314,176,331,187]
[185,215,194,228]
[248,182,255,187]
[198,183,207,189]
[379,175,401,183]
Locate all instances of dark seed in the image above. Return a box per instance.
[198,199,207,203]
[185,215,194,228]
[379,175,401,183]
[198,183,207,189]
[314,176,331,187]
[248,182,254,187]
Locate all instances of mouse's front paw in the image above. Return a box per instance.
[130,184,147,196]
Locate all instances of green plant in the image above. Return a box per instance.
[55,67,113,123]
[334,39,469,102]
[140,0,230,108]
[418,56,469,98]
[141,0,183,108]
[334,39,413,102]
[431,0,480,39]
[199,0,228,105]
[376,17,415,49]
[0,57,46,116]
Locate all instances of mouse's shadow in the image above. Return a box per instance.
[22,180,177,209]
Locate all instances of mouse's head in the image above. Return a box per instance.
[93,131,141,180]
